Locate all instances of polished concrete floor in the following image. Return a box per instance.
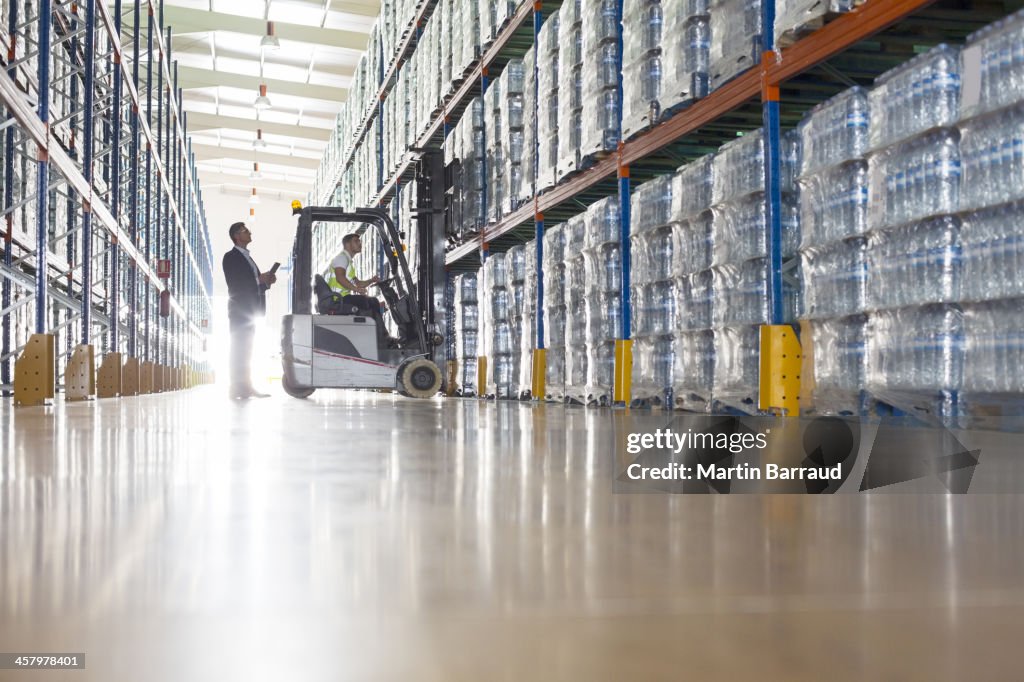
[2,386,1024,681]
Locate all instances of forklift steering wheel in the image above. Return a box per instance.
[372,277,397,288]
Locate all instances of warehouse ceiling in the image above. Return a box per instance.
[123,0,378,201]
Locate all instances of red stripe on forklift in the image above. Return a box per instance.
[313,349,397,368]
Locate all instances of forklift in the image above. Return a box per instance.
[280,152,450,399]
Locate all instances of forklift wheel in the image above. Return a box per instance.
[282,374,316,399]
[398,358,442,398]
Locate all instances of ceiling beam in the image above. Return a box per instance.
[184,111,332,141]
[177,65,348,103]
[161,6,369,51]
[191,143,321,170]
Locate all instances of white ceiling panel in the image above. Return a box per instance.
[152,0,381,204]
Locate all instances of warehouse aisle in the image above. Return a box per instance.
[2,389,1024,681]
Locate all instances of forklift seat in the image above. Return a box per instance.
[313,275,365,316]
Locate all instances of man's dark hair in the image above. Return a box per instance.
[229,222,246,244]
[342,233,359,248]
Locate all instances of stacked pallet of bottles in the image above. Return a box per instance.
[499,59,527,217]
[516,240,538,399]
[453,273,480,395]
[708,0,761,92]
[661,0,709,116]
[456,0,481,78]
[629,175,675,407]
[796,87,871,415]
[543,225,568,400]
[862,44,964,421]
[580,0,621,159]
[563,215,589,403]
[621,0,664,140]
[557,0,583,180]
[482,251,516,398]
[507,245,527,395]
[957,10,1024,423]
[446,96,485,240]
[535,10,561,192]
[670,155,715,411]
[519,46,537,206]
[710,129,800,413]
[582,197,622,405]
[480,0,517,47]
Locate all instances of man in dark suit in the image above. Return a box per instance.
[222,222,277,399]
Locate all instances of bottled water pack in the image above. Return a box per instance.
[621,0,664,138]
[711,191,799,265]
[804,314,868,415]
[868,44,961,151]
[959,201,1024,302]
[674,269,715,331]
[867,127,960,231]
[866,216,961,311]
[962,298,1024,394]
[798,86,870,177]
[661,6,709,112]
[708,0,761,93]
[712,324,762,413]
[958,100,1024,210]
[866,304,964,395]
[798,160,869,248]
[673,329,715,407]
[672,210,714,276]
[799,237,868,320]
[672,153,715,220]
[961,9,1024,120]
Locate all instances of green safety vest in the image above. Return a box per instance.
[326,254,358,296]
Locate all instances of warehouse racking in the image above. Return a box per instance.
[312,0,1022,422]
[0,0,215,401]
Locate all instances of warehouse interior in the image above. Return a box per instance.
[4,0,1024,679]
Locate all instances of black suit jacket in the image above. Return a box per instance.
[223,247,268,329]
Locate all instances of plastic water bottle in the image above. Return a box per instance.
[672,154,715,220]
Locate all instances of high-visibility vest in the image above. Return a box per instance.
[326,254,358,296]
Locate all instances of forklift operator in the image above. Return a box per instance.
[327,233,382,311]
[326,233,395,346]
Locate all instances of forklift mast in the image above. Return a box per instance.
[413,149,448,354]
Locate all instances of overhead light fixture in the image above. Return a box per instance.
[249,207,257,224]
[253,129,268,149]
[260,21,281,50]
[248,187,260,205]
[249,162,262,180]
[254,84,272,111]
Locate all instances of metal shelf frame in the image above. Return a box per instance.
[307,0,979,405]
[0,0,215,392]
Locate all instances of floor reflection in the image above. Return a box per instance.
[1,390,1023,680]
